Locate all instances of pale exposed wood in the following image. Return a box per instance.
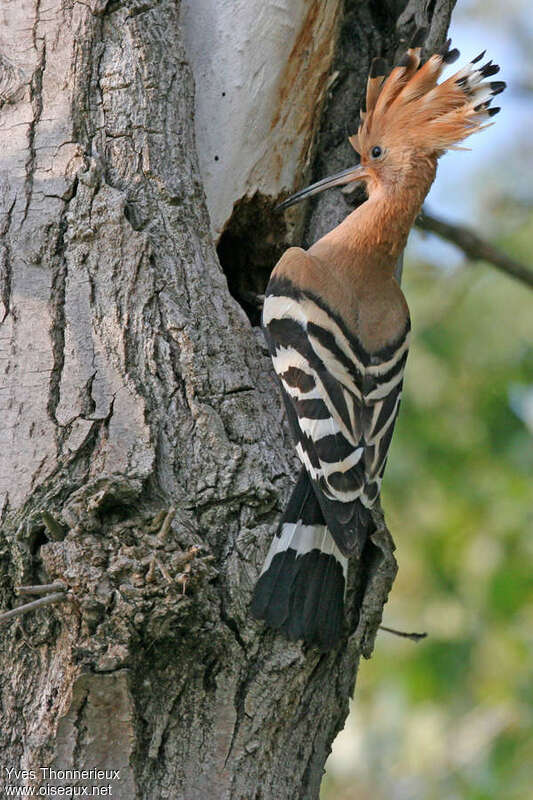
[181,0,343,238]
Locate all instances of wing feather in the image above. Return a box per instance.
[264,274,409,556]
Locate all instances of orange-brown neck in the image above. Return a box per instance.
[309,158,437,279]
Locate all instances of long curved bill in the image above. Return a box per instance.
[276,164,367,210]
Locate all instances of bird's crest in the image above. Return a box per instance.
[350,32,505,157]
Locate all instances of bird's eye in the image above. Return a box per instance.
[371,145,382,159]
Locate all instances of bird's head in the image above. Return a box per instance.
[278,32,505,209]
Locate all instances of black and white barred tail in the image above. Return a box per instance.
[251,469,360,651]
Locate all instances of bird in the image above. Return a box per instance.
[250,32,505,651]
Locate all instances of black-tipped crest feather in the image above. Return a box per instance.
[370,57,387,77]
[481,62,500,78]
[442,48,460,64]
[397,53,411,68]
[356,43,505,155]
[490,81,506,95]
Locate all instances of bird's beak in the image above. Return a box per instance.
[276,164,368,210]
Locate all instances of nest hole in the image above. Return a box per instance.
[217,193,290,326]
[29,527,48,556]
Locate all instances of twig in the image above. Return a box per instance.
[145,557,156,583]
[148,509,167,532]
[416,208,533,290]
[41,511,68,541]
[0,593,67,625]
[174,545,202,570]
[155,558,172,584]
[176,573,190,595]
[15,582,66,596]
[379,625,427,643]
[157,507,176,542]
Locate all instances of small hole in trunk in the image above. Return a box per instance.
[216,193,290,326]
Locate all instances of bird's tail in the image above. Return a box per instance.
[250,469,348,651]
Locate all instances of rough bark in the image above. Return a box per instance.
[0,1,454,798]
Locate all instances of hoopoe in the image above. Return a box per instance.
[250,32,505,651]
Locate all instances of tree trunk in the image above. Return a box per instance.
[0,1,454,798]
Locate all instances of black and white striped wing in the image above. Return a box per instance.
[360,328,410,505]
[263,281,409,555]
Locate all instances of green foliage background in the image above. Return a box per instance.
[322,242,533,799]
